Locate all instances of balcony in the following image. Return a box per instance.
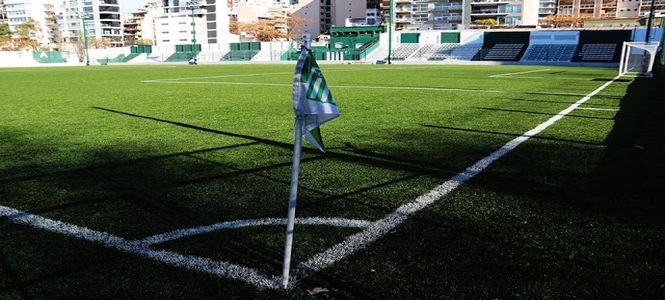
[470,9,509,16]
[471,0,510,5]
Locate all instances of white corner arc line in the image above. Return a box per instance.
[292,75,623,281]
[0,205,281,289]
[489,68,551,78]
[137,217,373,246]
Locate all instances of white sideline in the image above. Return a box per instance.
[137,217,372,245]
[0,205,281,289]
[0,75,622,289]
[144,66,452,83]
[489,68,551,77]
[292,74,622,280]
[142,80,506,93]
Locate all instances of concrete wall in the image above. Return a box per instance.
[529,30,579,44]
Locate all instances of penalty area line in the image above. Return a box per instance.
[292,74,622,282]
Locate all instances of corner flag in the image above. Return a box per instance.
[281,36,340,289]
[292,46,340,152]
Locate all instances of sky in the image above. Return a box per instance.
[119,0,147,13]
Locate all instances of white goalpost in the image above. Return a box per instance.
[619,41,661,77]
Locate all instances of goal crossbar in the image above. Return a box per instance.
[619,42,661,77]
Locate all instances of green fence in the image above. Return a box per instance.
[441,32,460,43]
[130,45,152,54]
[175,44,201,53]
[32,51,68,63]
[281,38,380,61]
[97,53,141,64]
[400,33,420,44]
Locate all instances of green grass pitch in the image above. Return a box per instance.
[1,64,664,298]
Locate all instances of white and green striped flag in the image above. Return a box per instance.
[292,46,340,152]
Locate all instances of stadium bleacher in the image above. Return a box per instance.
[482,43,526,61]
[409,44,436,60]
[449,44,482,61]
[389,44,420,60]
[575,43,617,61]
[522,44,577,62]
[428,44,461,60]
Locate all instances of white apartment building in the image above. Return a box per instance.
[292,0,369,35]
[4,0,59,46]
[157,0,231,45]
[379,0,541,30]
[1,0,8,23]
[57,0,124,47]
[123,0,163,45]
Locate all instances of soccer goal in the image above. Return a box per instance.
[619,42,661,77]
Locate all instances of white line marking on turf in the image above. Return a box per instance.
[291,74,622,281]
[491,76,593,81]
[0,75,622,289]
[144,66,447,82]
[576,107,619,111]
[142,80,505,93]
[489,68,551,78]
[0,205,281,289]
[137,217,372,245]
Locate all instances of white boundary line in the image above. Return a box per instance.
[576,107,619,112]
[137,217,372,245]
[145,66,452,83]
[0,204,281,289]
[291,74,622,281]
[489,68,551,78]
[0,75,622,289]
[142,80,506,93]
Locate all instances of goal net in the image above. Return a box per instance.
[619,42,661,77]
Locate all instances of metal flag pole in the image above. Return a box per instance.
[281,34,311,289]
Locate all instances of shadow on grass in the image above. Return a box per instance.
[421,124,606,147]
[91,106,459,179]
[585,76,665,222]
[475,107,615,121]
[298,76,665,298]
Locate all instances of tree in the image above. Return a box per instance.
[286,15,306,41]
[90,37,111,49]
[231,20,285,41]
[15,18,40,39]
[0,23,11,41]
[136,38,154,45]
[473,18,497,28]
[540,15,585,28]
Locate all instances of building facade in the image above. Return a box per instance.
[122,0,163,45]
[292,0,370,35]
[378,0,541,30]
[1,0,8,24]
[159,0,231,45]
[557,0,665,18]
[4,0,59,47]
[57,0,124,47]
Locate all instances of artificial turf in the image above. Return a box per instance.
[0,64,663,298]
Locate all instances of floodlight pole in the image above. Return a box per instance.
[645,0,656,44]
[79,12,90,66]
[388,0,394,64]
[187,0,200,58]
